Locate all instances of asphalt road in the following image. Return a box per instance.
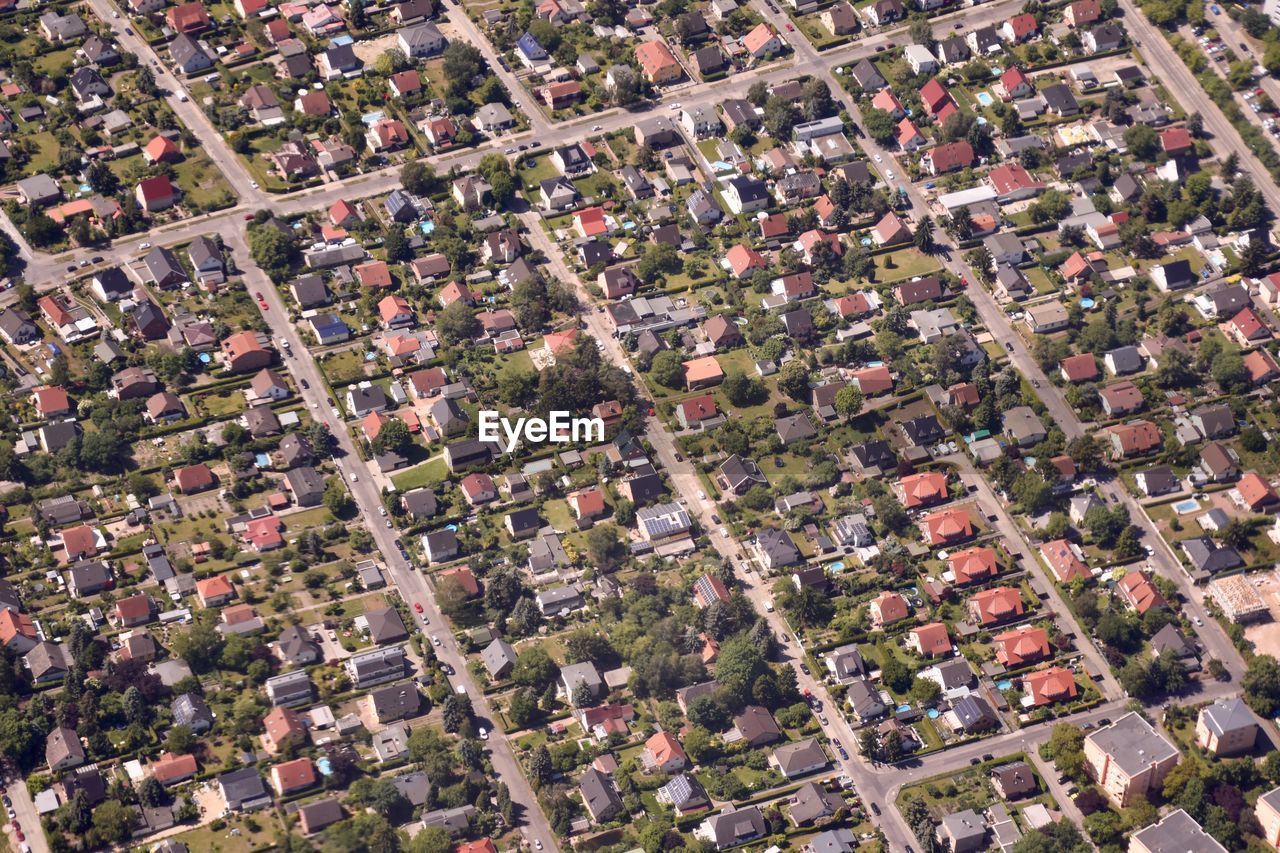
[227,228,560,851]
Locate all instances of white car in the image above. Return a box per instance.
[249,180,259,189]
[697,490,706,500]
[348,472,358,483]
[592,124,601,130]
[873,153,882,162]
[139,242,151,249]
[432,635,442,647]
[719,527,728,537]
[885,169,895,180]
[479,726,489,740]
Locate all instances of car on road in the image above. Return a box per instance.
[719,527,728,537]
[800,662,810,674]
[982,753,994,761]
[764,600,774,612]
[479,726,489,740]
[249,180,259,189]
[873,153,881,162]
[534,842,543,851]
[711,514,721,524]
[592,124,602,130]
[869,803,880,815]
[970,757,980,765]
[1005,341,1014,351]
[66,265,76,273]
[379,506,387,516]
[819,715,828,725]
[124,27,133,33]
[139,242,151,249]
[1193,615,1203,626]
[414,602,424,613]
[432,635,442,646]
[300,378,309,389]
[697,490,706,500]
[786,21,794,30]
[348,472,358,483]
[885,169,894,180]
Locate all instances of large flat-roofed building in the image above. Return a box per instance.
[1083,713,1180,806]
[1130,808,1227,853]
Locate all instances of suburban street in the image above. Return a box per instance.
[226,227,560,851]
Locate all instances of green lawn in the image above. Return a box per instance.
[876,248,942,283]
[174,154,238,210]
[164,813,281,852]
[391,455,449,491]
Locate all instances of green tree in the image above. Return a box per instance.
[834,386,863,418]
[649,350,685,388]
[436,300,478,345]
[91,800,135,844]
[863,107,896,145]
[169,622,225,674]
[528,745,553,787]
[777,360,811,401]
[714,633,768,706]
[248,226,298,279]
[401,161,440,195]
[512,646,558,688]
[1244,654,1280,717]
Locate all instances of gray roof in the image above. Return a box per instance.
[366,606,409,644]
[1181,536,1243,574]
[659,773,709,810]
[806,829,857,853]
[218,767,268,806]
[789,780,844,825]
[1084,712,1178,776]
[700,807,766,847]
[771,738,827,775]
[560,661,602,693]
[1130,809,1227,853]
[940,809,987,845]
[1199,696,1256,738]
[1105,344,1143,374]
[951,694,997,730]
[578,767,624,821]
[369,681,420,720]
[481,638,517,678]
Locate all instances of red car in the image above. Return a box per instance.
[15,831,22,842]
[414,602,424,613]
[785,22,794,30]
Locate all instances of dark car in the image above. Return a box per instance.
[982,753,994,762]
[870,803,880,815]
[92,256,103,263]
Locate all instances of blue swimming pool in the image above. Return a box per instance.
[1173,499,1200,514]
[896,704,911,714]
[1080,297,1096,310]
[829,561,845,572]
[976,91,995,107]
[927,708,940,719]
[317,757,333,775]
[446,523,459,532]
[996,680,1013,690]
